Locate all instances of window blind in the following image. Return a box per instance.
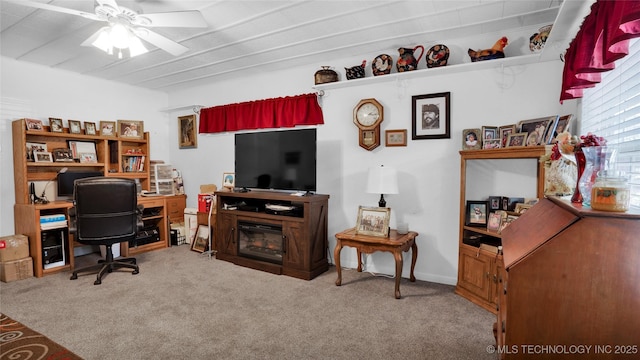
[581,38,640,208]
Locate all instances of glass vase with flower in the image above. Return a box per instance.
[571,133,614,206]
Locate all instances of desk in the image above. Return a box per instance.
[334,228,418,299]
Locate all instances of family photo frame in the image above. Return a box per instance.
[462,128,481,150]
[118,120,144,139]
[518,116,555,146]
[411,92,450,140]
[355,206,390,237]
[465,201,488,227]
[99,121,116,137]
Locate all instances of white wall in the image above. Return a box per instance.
[0,57,169,235]
[0,54,579,285]
[168,57,579,285]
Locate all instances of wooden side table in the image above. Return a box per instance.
[334,228,418,299]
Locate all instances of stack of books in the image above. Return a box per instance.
[40,214,67,230]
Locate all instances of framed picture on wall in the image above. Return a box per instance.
[411,92,451,140]
[385,129,407,147]
[178,114,197,149]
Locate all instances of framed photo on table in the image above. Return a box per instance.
[411,92,450,140]
[52,148,74,162]
[506,132,527,147]
[84,122,97,135]
[355,206,390,237]
[49,118,63,133]
[25,118,44,131]
[68,120,82,134]
[222,172,235,189]
[178,114,197,149]
[68,141,96,159]
[499,125,516,147]
[462,128,481,150]
[99,121,117,137]
[118,120,144,139]
[191,225,209,253]
[518,116,555,146]
[465,201,488,227]
[25,142,47,161]
[34,151,53,163]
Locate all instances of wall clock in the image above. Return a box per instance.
[353,98,383,151]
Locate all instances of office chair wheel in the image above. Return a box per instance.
[70,273,78,280]
[132,269,139,275]
[94,279,101,285]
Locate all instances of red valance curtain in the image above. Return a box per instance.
[560,0,640,102]
[199,93,324,133]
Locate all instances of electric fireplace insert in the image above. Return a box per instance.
[237,221,283,264]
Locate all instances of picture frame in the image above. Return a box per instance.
[411,92,450,140]
[34,151,53,163]
[355,206,391,237]
[25,118,44,131]
[465,201,488,227]
[462,128,481,150]
[68,120,82,134]
[78,152,97,164]
[487,212,502,233]
[514,203,533,214]
[52,148,74,162]
[488,196,502,211]
[84,122,97,135]
[191,225,209,253]
[25,142,47,162]
[482,126,498,142]
[482,139,501,149]
[68,140,96,159]
[499,125,516,147]
[178,114,197,149]
[117,120,144,139]
[506,132,528,147]
[49,118,63,133]
[548,114,574,143]
[222,172,235,189]
[385,129,407,147]
[499,214,520,233]
[518,116,555,146]
[99,121,117,137]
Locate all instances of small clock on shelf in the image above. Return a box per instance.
[353,98,383,151]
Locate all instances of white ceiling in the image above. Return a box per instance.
[0,0,592,93]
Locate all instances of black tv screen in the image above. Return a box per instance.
[235,128,317,192]
[57,171,103,197]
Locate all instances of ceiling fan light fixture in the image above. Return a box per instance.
[129,36,148,57]
[92,29,113,53]
[109,23,131,49]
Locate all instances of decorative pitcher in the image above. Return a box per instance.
[396,45,424,72]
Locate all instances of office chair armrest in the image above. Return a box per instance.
[68,206,77,234]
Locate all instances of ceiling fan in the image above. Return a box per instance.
[6,0,208,57]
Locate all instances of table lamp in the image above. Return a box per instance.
[366,165,398,207]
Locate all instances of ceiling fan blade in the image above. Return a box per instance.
[4,0,102,21]
[136,11,208,28]
[135,29,189,56]
[95,0,119,12]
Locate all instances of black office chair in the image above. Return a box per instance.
[69,177,142,285]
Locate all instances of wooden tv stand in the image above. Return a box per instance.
[214,190,329,280]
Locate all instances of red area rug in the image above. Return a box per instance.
[0,313,82,360]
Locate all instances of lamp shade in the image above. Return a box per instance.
[366,165,399,195]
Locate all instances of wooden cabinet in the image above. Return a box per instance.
[497,197,640,359]
[215,191,329,280]
[456,147,547,313]
[12,118,151,204]
[11,118,178,276]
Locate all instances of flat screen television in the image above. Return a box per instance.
[235,128,316,192]
[57,171,103,198]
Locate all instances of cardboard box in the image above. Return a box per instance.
[0,234,30,262]
[0,257,34,283]
[198,193,213,213]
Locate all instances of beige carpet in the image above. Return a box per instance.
[0,245,496,359]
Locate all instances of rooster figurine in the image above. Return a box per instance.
[468,37,508,62]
